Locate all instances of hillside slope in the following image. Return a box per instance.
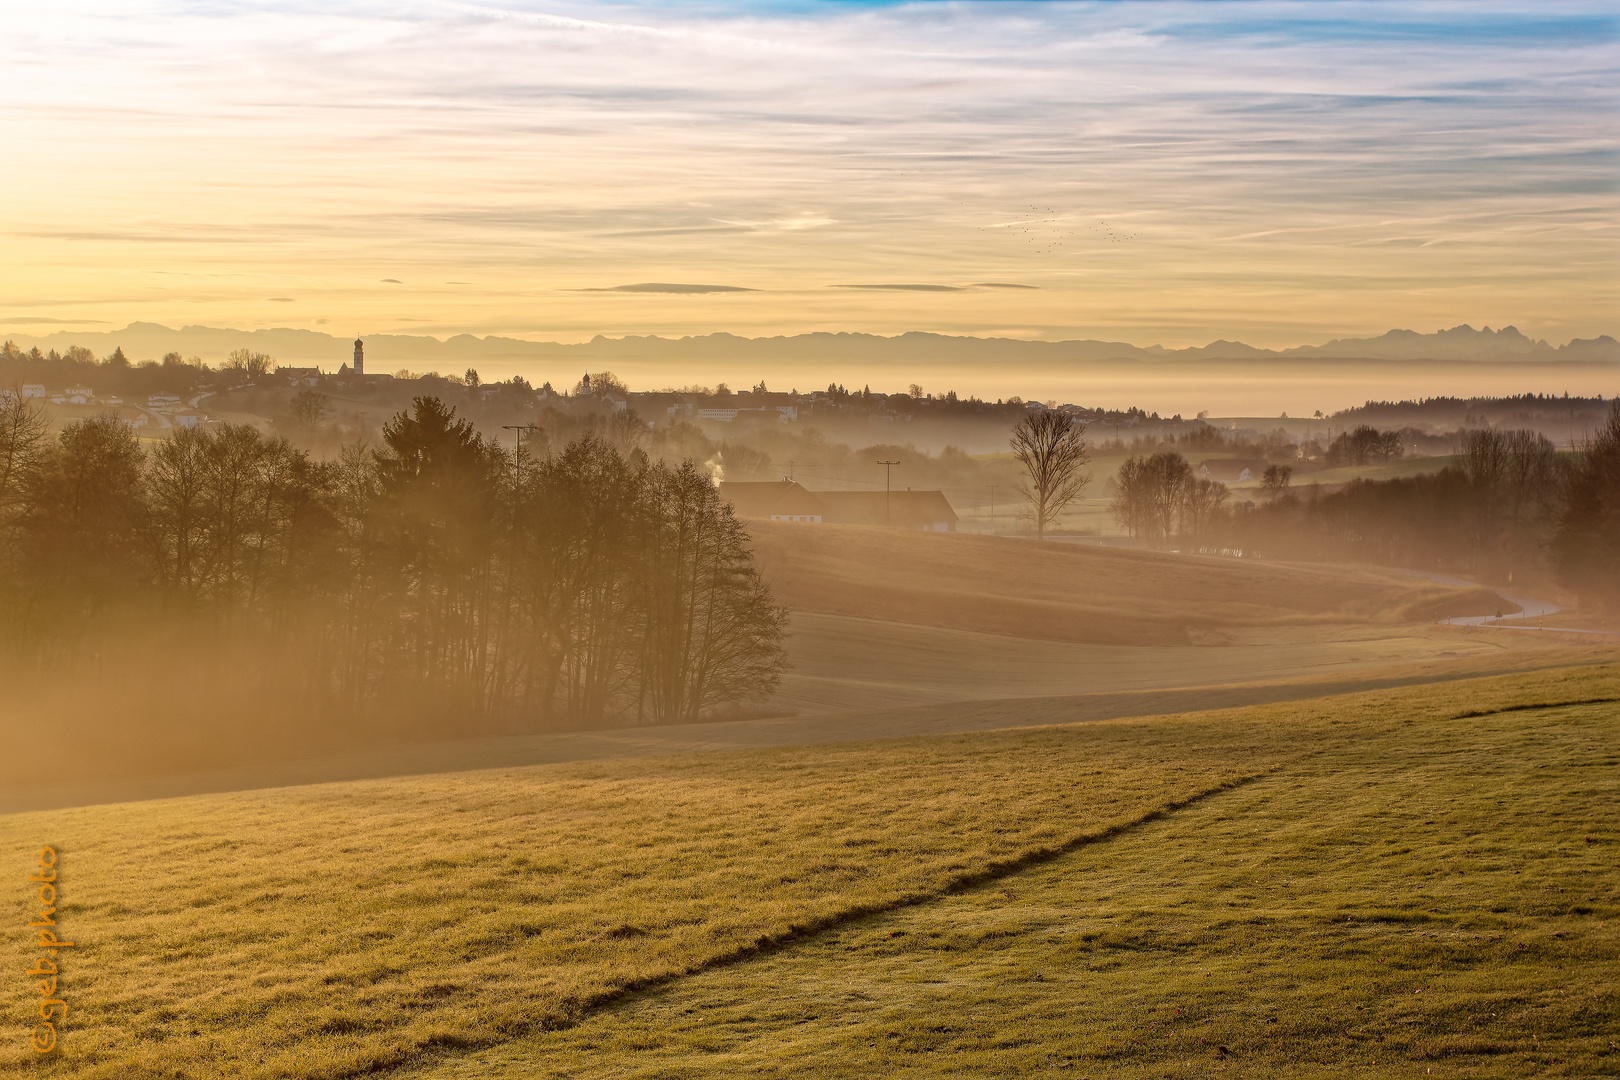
[748,522,1508,645]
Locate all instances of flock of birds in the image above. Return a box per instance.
[975,205,1140,254]
[1089,218,1141,244]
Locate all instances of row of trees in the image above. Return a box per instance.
[1093,421,1425,472]
[0,396,788,730]
[1109,453,1230,543]
[0,340,275,398]
[1323,425,1406,466]
[1101,406,1620,609]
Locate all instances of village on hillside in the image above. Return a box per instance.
[4,336,1611,544]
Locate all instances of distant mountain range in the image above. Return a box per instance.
[3,322,1616,369]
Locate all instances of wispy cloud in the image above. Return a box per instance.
[577,283,758,293]
[0,1,1613,345]
[830,284,966,292]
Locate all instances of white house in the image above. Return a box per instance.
[1197,459,1270,483]
[64,386,94,404]
[148,392,182,409]
[276,366,321,387]
[21,385,46,399]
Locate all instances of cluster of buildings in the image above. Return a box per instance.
[16,384,207,430]
[1195,459,1271,484]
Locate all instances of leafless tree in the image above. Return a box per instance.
[286,388,331,427]
[1180,476,1230,541]
[18,417,148,650]
[1327,426,1404,466]
[0,394,46,536]
[1111,451,1195,544]
[1461,429,1511,490]
[1500,429,1559,521]
[1261,463,1293,497]
[1011,410,1090,539]
[223,348,273,380]
[1553,401,1620,610]
[637,460,787,724]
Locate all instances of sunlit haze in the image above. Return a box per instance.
[4,6,1620,1075]
[3,1,1616,355]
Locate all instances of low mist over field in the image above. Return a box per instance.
[4,1,1618,1077]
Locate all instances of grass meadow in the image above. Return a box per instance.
[438,679,1618,1078]
[2,664,1615,1079]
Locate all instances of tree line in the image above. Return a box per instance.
[1103,403,1620,610]
[0,395,788,733]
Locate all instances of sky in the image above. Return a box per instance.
[1,1,1616,349]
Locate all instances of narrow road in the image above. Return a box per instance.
[1399,569,1562,624]
[1396,569,1616,636]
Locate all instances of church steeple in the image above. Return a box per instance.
[353,339,364,377]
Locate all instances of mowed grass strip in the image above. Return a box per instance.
[0,664,1614,1080]
[424,686,1620,1078]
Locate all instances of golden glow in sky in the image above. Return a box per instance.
[1,1,1616,347]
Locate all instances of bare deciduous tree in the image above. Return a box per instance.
[223,348,273,380]
[1261,464,1293,497]
[1180,476,1230,541]
[1553,401,1620,611]
[286,389,332,430]
[0,393,46,533]
[1010,409,1090,539]
[638,460,787,724]
[1111,451,1196,544]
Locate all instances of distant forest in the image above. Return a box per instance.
[1331,393,1611,445]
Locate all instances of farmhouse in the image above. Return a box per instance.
[719,481,826,523]
[719,481,958,531]
[814,490,959,531]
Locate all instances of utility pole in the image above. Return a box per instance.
[877,459,899,526]
[501,424,538,479]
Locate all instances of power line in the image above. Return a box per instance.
[877,459,900,525]
[501,424,540,477]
